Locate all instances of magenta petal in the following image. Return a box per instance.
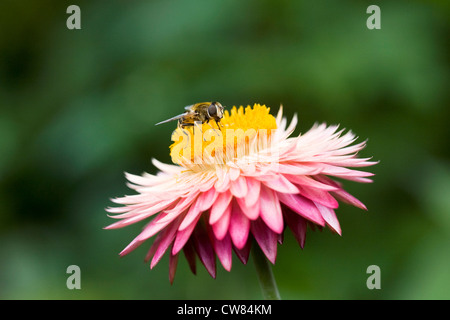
[229,200,250,249]
[212,233,232,272]
[259,186,284,234]
[169,250,179,285]
[315,203,341,235]
[283,206,307,248]
[183,240,197,275]
[297,184,339,209]
[233,239,251,264]
[251,218,278,264]
[193,225,216,278]
[277,192,326,226]
[209,191,233,224]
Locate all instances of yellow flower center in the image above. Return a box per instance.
[169,103,277,168]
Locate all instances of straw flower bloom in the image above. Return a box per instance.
[106,103,376,283]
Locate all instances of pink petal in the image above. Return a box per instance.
[331,189,367,210]
[259,186,284,234]
[245,178,261,207]
[284,208,307,248]
[315,203,341,235]
[209,191,233,225]
[285,174,339,191]
[251,218,278,264]
[229,176,248,198]
[211,203,231,240]
[262,175,299,194]
[172,214,202,255]
[197,188,219,212]
[169,251,179,285]
[277,192,326,226]
[236,196,260,220]
[229,200,250,249]
[179,195,204,231]
[193,224,216,278]
[297,184,339,209]
[150,218,181,269]
[144,232,162,263]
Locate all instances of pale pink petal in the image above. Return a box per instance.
[229,167,241,181]
[277,192,326,226]
[229,176,248,198]
[315,203,341,235]
[251,218,278,264]
[259,186,284,234]
[214,168,230,193]
[229,200,250,249]
[105,198,175,221]
[277,163,322,175]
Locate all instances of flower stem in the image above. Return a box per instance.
[251,243,281,300]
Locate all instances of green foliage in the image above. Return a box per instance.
[0,0,449,299]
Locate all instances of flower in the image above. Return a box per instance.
[105,103,377,283]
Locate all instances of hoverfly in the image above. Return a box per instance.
[156,101,225,131]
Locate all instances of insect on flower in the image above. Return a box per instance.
[106,103,377,284]
[156,101,225,131]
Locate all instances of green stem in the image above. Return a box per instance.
[251,243,281,300]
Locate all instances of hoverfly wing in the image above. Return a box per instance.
[184,104,195,111]
[155,113,186,125]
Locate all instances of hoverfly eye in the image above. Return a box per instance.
[208,104,217,117]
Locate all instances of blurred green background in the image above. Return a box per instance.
[1,0,449,300]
